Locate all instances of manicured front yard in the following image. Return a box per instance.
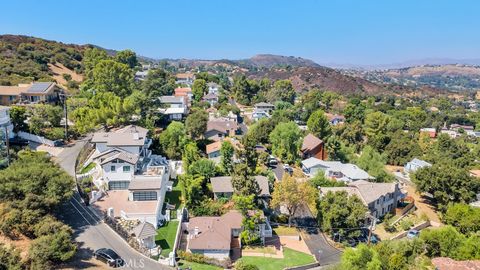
[273,226,299,236]
[177,260,222,270]
[79,162,95,174]
[240,247,315,270]
[155,220,179,257]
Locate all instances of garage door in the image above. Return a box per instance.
[133,191,157,201]
[108,181,130,190]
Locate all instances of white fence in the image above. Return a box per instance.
[17,131,56,146]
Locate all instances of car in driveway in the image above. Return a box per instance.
[94,248,125,267]
[407,229,419,239]
[283,164,293,175]
[268,155,278,166]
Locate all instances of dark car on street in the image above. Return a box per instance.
[94,248,125,268]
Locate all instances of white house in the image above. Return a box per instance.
[203,92,219,106]
[159,96,188,121]
[90,126,170,227]
[404,158,432,174]
[207,82,220,95]
[252,102,274,121]
[301,157,373,182]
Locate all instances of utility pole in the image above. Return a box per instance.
[60,93,68,141]
[5,127,9,166]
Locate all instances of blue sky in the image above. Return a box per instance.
[1,0,479,65]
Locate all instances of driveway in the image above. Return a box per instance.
[301,229,342,266]
[55,138,171,270]
[271,162,284,181]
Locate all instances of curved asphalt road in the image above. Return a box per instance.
[56,138,171,269]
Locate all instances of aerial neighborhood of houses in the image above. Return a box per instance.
[1,44,480,270]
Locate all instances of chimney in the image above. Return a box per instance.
[133,132,139,140]
[194,226,199,237]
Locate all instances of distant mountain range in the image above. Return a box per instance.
[321,58,480,70]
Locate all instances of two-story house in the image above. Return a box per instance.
[175,73,195,86]
[90,125,170,227]
[205,119,239,141]
[252,102,275,121]
[320,180,404,219]
[207,82,220,95]
[159,96,188,121]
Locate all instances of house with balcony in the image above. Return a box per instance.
[252,102,275,121]
[207,82,220,95]
[0,82,63,105]
[159,96,188,121]
[90,125,170,227]
[301,157,373,182]
[320,180,404,219]
[175,73,195,86]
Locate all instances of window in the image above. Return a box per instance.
[133,191,157,201]
[108,181,130,190]
[376,199,379,204]
[110,166,116,171]
[112,159,118,163]
[123,166,130,172]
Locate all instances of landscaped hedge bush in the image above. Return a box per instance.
[177,250,230,268]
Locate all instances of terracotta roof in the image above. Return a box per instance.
[431,257,480,270]
[131,222,157,239]
[176,73,195,79]
[301,134,324,152]
[187,210,242,251]
[174,87,192,96]
[206,140,222,154]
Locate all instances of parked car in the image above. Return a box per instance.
[407,229,419,239]
[283,164,293,174]
[268,155,278,166]
[93,248,124,267]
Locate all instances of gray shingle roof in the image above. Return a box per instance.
[320,180,397,205]
[159,96,184,104]
[131,222,157,239]
[210,176,270,196]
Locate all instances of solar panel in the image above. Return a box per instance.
[26,82,53,93]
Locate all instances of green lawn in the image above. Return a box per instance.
[273,226,299,236]
[79,162,96,174]
[177,260,222,270]
[240,248,315,270]
[155,220,179,257]
[165,179,182,210]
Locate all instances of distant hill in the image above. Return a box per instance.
[342,64,480,92]
[235,54,320,68]
[0,34,85,86]
[324,58,480,70]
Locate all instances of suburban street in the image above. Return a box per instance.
[55,138,171,269]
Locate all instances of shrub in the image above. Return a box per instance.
[400,219,414,231]
[177,250,230,268]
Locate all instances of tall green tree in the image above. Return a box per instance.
[82,47,109,79]
[271,175,318,226]
[265,80,296,104]
[185,110,208,140]
[188,159,216,181]
[114,49,138,68]
[220,141,235,174]
[192,79,208,101]
[92,59,134,98]
[412,163,479,209]
[317,191,367,238]
[340,244,382,270]
[231,163,260,196]
[356,146,393,183]
[307,109,332,140]
[159,122,187,160]
[443,203,480,235]
[269,121,302,163]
